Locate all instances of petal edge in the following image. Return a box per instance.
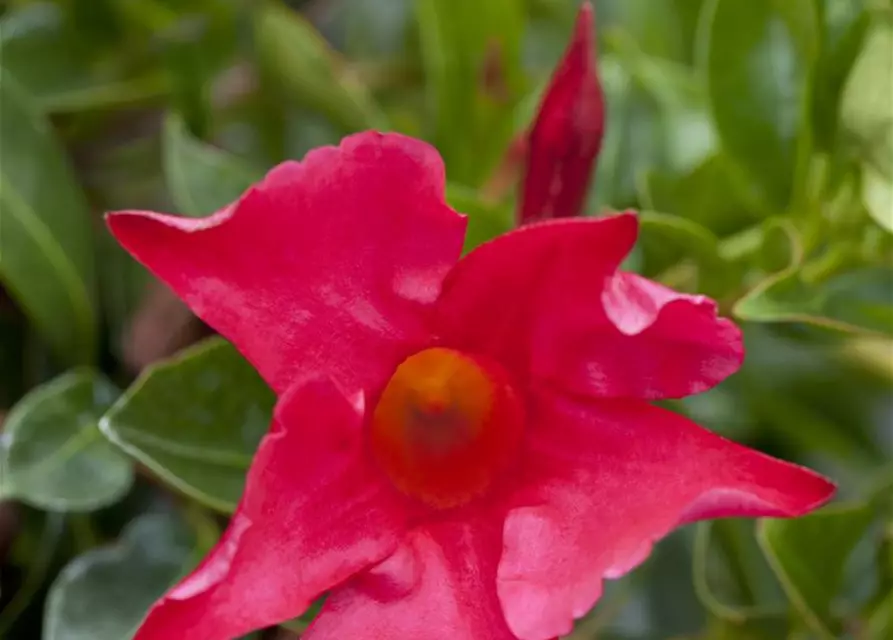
[108,131,466,394]
[132,379,408,640]
[498,394,834,640]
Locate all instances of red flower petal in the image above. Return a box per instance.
[434,213,637,379]
[537,271,744,399]
[519,2,605,223]
[303,515,518,640]
[107,132,466,394]
[436,213,738,398]
[133,380,408,640]
[498,393,835,640]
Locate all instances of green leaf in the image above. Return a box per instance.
[636,530,706,635]
[0,71,97,364]
[693,520,787,624]
[636,211,725,293]
[842,17,893,234]
[863,161,893,233]
[0,4,167,113]
[589,57,665,209]
[0,295,27,408]
[163,112,263,217]
[605,29,718,175]
[700,0,819,210]
[445,184,513,254]
[591,51,718,211]
[742,379,883,465]
[841,20,893,177]
[758,502,877,638]
[811,0,870,150]
[87,134,165,357]
[322,0,413,58]
[603,0,690,62]
[416,0,525,185]
[641,154,763,235]
[705,612,792,640]
[0,511,65,637]
[757,217,804,274]
[43,511,196,640]
[0,370,132,511]
[155,8,241,139]
[95,225,152,361]
[734,266,893,336]
[253,1,387,133]
[100,338,275,513]
[867,589,893,640]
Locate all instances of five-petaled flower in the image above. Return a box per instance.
[109,131,834,640]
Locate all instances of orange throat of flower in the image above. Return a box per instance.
[370,348,524,509]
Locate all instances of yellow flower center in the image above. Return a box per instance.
[370,348,524,508]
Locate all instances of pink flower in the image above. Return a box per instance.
[518,2,605,224]
[108,132,833,640]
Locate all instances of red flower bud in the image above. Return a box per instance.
[519,2,605,224]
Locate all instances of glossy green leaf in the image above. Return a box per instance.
[758,502,877,638]
[416,0,525,184]
[100,338,275,513]
[0,370,131,511]
[446,184,513,253]
[734,266,893,336]
[0,72,97,364]
[700,0,819,210]
[253,1,386,133]
[163,113,262,217]
[43,512,195,640]
[0,4,166,113]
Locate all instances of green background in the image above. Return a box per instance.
[0,0,891,638]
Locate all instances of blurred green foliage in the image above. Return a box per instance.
[0,0,891,638]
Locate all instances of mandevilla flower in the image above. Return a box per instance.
[108,132,833,640]
[519,2,605,224]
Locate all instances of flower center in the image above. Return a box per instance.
[370,348,524,508]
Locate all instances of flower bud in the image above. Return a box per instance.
[519,2,605,224]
